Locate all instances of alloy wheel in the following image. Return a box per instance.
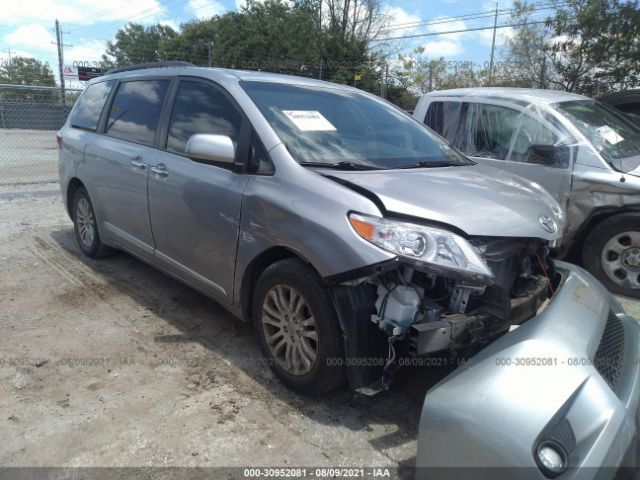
[261,284,318,375]
[76,197,96,248]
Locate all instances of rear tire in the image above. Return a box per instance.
[582,213,640,299]
[72,187,115,258]
[252,258,346,395]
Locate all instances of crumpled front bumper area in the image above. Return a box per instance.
[415,262,640,480]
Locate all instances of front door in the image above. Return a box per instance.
[147,79,249,303]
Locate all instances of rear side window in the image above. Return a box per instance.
[69,81,114,131]
[424,101,463,144]
[166,81,242,154]
[106,80,170,146]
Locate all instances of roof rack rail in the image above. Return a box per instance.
[105,61,194,75]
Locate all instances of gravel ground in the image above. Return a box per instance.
[0,183,638,478]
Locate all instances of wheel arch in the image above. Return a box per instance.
[568,207,640,259]
[66,177,85,218]
[239,246,319,323]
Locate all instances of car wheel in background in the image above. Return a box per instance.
[583,213,640,299]
[252,258,346,395]
[72,187,115,258]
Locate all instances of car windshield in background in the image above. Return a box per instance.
[241,81,471,170]
[554,100,640,169]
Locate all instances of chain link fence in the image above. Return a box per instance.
[0,84,83,185]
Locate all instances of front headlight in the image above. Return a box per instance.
[349,212,493,281]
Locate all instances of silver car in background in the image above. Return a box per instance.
[415,88,640,299]
[58,64,639,477]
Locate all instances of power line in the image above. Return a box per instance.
[69,0,189,37]
[379,0,567,34]
[372,20,551,43]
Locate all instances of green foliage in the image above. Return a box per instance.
[397,47,490,94]
[102,23,179,67]
[0,56,57,102]
[501,0,640,95]
[0,56,56,86]
[551,0,640,95]
[101,0,403,101]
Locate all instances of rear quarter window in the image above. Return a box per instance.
[69,81,114,131]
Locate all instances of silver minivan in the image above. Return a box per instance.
[59,64,640,475]
[414,88,640,299]
[58,64,572,394]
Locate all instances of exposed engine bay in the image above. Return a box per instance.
[331,237,555,393]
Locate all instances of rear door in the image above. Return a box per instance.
[427,100,573,210]
[147,78,251,303]
[86,78,171,259]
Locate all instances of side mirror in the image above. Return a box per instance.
[185,134,235,164]
[529,144,570,168]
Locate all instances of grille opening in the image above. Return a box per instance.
[594,312,626,393]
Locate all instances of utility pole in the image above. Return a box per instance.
[1,48,11,62]
[539,49,547,89]
[380,63,388,99]
[207,40,212,67]
[317,0,323,80]
[55,19,66,105]
[428,64,434,92]
[488,2,498,86]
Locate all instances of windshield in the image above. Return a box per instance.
[241,81,472,169]
[554,100,640,170]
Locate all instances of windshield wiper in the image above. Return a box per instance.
[396,160,463,169]
[299,161,383,170]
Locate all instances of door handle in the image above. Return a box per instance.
[151,164,168,177]
[130,156,146,169]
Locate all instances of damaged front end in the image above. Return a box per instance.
[329,214,557,394]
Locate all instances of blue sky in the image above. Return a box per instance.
[0,0,556,86]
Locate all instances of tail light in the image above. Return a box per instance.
[56,131,62,149]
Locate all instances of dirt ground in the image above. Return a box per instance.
[1,183,639,477]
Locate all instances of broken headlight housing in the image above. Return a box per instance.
[349,213,493,281]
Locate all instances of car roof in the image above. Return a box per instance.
[425,87,589,106]
[96,65,350,90]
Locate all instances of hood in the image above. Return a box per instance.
[322,163,564,241]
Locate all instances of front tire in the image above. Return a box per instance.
[252,258,346,395]
[72,187,114,258]
[583,213,640,299]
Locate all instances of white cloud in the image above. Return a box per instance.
[421,39,464,57]
[65,40,106,63]
[478,25,515,47]
[0,0,166,26]
[4,24,56,53]
[187,0,227,20]
[159,19,181,31]
[380,6,422,37]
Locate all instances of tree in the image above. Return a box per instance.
[102,23,179,67]
[502,0,640,94]
[102,0,408,101]
[498,1,553,88]
[0,56,57,102]
[0,56,56,86]
[550,0,640,95]
[398,47,490,95]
